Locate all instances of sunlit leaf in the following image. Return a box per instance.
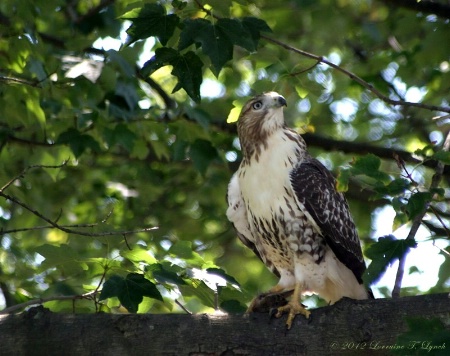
[206,268,240,288]
[149,263,187,285]
[168,241,205,267]
[121,247,157,265]
[142,48,203,102]
[178,279,215,308]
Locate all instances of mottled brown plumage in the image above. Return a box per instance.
[226,92,369,328]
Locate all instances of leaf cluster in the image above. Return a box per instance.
[125,3,271,101]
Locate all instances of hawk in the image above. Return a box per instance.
[226,92,370,329]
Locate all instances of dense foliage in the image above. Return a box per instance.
[1,0,449,314]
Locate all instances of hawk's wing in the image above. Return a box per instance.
[226,173,281,278]
[289,157,366,283]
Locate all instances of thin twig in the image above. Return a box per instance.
[175,299,193,315]
[289,59,322,77]
[0,223,97,235]
[0,190,158,237]
[0,75,42,88]
[0,291,97,315]
[1,163,158,238]
[193,0,450,115]
[0,161,68,192]
[432,240,450,257]
[260,35,450,115]
[392,130,450,297]
[102,208,114,223]
[429,205,450,239]
[123,234,132,250]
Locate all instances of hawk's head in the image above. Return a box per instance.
[237,92,287,158]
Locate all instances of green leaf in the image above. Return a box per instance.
[142,48,203,102]
[178,17,270,75]
[36,244,88,275]
[123,4,180,46]
[172,0,187,11]
[216,18,256,52]
[363,235,417,286]
[121,247,157,265]
[241,17,272,45]
[178,279,215,308]
[99,275,123,300]
[217,285,247,313]
[100,273,163,313]
[171,51,203,101]
[168,241,205,266]
[179,18,233,76]
[336,168,351,192]
[178,18,212,51]
[351,154,390,182]
[375,178,411,196]
[103,123,137,152]
[395,318,450,355]
[220,299,247,313]
[206,267,241,288]
[429,247,450,293]
[27,58,48,82]
[405,192,432,219]
[189,139,219,175]
[141,47,179,75]
[432,150,450,165]
[149,263,187,285]
[56,128,101,158]
[374,178,411,196]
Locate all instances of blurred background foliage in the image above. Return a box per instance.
[0,0,449,314]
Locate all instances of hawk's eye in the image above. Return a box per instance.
[252,101,263,110]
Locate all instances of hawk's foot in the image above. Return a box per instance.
[275,299,310,329]
[246,291,291,313]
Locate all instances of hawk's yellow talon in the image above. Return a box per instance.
[275,300,310,329]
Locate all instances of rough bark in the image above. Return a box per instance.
[0,293,449,356]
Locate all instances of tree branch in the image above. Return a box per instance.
[1,223,99,235]
[392,130,450,297]
[1,294,450,354]
[136,68,176,110]
[379,0,450,20]
[194,0,450,114]
[261,34,450,114]
[302,133,450,175]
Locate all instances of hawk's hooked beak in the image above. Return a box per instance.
[275,95,287,108]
